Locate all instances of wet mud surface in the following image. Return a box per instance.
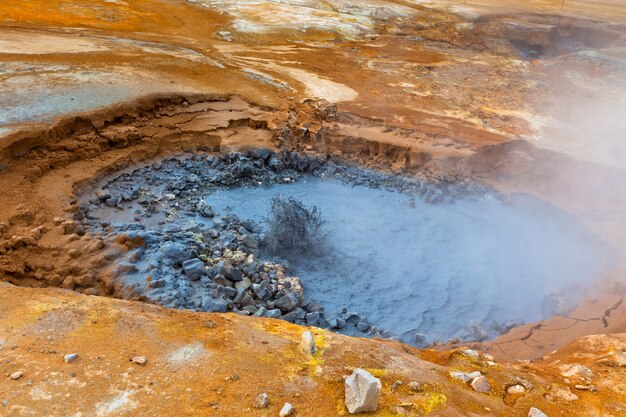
[77,151,612,346]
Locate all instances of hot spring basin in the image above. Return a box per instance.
[207,177,609,343]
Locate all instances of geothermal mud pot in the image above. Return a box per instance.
[77,150,612,346]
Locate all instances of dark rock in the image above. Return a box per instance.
[160,242,193,265]
[275,292,300,313]
[182,258,205,280]
[202,296,229,313]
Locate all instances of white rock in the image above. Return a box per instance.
[279,402,294,417]
[560,364,593,380]
[254,393,269,408]
[9,371,22,380]
[64,353,78,364]
[471,376,491,393]
[300,331,316,354]
[528,407,548,417]
[345,368,381,414]
[459,349,479,359]
[130,356,147,366]
[507,384,526,395]
[467,371,482,380]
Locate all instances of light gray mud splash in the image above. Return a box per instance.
[78,151,613,346]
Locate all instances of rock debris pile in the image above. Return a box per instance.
[74,150,486,334]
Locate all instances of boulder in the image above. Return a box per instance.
[344,368,381,414]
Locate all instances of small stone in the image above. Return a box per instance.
[279,402,294,417]
[507,384,525,395]
[9,371,22,380]
[345,368,381,414]
[574,384,597,392]
[450,371,480,383]
[182,258,205,280]
[254,393,269,409]
[471,376,491,393]
[459,349,480,359]
[265,308,282,319]
[300,331,316,354]
[275,292,300,312]
[356,319,370,332]
[551,386,579,401]
[305,311,320,326]
[560,364,593,381]
[515,376,534,391]
[390,381,403,390]
[64,353,79,364]
[130,356,147,366]
[329,317,346,329]
[407,381,422,392]
[528,407,548,417]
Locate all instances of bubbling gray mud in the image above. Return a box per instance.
[78,151,612,345]
[208,179,609,343]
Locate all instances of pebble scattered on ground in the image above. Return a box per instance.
[254,392,269,409]
[279,402,294,417]
[64,353,79,363]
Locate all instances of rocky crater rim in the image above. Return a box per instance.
[0,93,622,360]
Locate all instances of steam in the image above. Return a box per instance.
[509,17,626,292]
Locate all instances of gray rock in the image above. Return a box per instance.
[345,368,381,414]
[252,283,269,300]
[282,308,305,323]
[160,242,192,265]
[275,292,300,312]
[253,307,268,317]
[471,375,491,393]
[356,319,370,332]
[329,317,347,329]
[218,261,243,282]
[265,309,282,319]
[220,286,238,299]
[96,189,111,201]
[254,393,269,409]
[182,258,205,280]
[202,296,229,313]
[306,312,321,326]
[64,353,79,364]
[528,407,548,417]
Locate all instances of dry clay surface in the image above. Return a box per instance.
[1,284,625,417]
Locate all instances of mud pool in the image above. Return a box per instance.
[81,153,613,345]
[207,178,611,343]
